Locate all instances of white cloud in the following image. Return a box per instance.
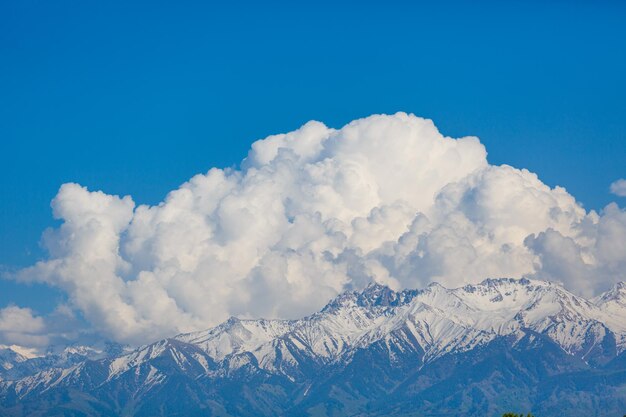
[610,178,626,197]
[0,304,90,353]
[0,306,47,348]
[11,112,626,345]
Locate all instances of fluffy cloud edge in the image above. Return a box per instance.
[3,112,626,348]
[610,178,626,197]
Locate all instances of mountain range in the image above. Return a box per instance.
[2,278,626,416]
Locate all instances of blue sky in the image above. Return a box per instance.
[1,1,625,316]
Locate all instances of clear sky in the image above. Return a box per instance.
[1,1,625,319]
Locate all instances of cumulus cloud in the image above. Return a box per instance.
[10,112,626,345]
[0,306,46,348]
[0,304,89,353]
[611,178,626,197]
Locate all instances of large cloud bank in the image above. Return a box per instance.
[13,113,626,345]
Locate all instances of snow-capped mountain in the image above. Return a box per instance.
[0,348,28,374]
[178,278,626,370]
[0,343,128,382]
[2,278,626,417]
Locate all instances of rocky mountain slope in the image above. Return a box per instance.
[2,278,626,416]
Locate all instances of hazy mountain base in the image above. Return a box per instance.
[1,331,625,417]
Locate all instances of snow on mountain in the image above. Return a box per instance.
[0,342,128,383]
[0,347,28,372]
[162,278,626,372]
[424,278,610,356]
[595,281,626,306]
[2,278,626,401]
[176,317,295,362]
[170,279,626,372]
[172,279,626,370]
[593,281,626,348]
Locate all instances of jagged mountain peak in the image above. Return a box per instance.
[0,348,27,371]
[0,278,626,416]
[322,282,418,313]
[170,278,626,369]
[356,282,417,307]
[595,281,626,305]
[462,277,560,294]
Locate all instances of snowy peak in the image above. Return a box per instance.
[595,282,626,306]
[207,278,617,374]
[108,338,215,380]
[418,278,615,353]
[458,277,560,307]
[355,283,418,307]
[451,277,592,320]
[173,278,626,371]
[2,279,626,417]
[0,347,27,371]
[175,316,294,362]
[322,283,417,312]
[4,278,626,399]
[592,282,626,344]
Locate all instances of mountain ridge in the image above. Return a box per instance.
[2,278,626,416]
